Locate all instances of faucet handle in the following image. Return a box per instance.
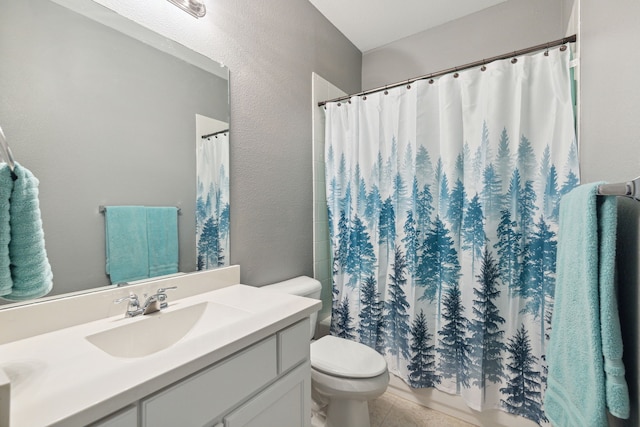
[114,294,144,318]
[155,286,177,309]
[156,286,177,294]
[114,293,140,307]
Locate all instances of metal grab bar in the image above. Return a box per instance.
[0,129,14,169]
[597,177,640,201]
[0,125,17,180]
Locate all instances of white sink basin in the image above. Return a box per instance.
[86,302,247,358]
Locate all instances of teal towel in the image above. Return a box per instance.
[545,182,630,426]
[146,206,178,278]
[0,164,12,296]
[4,163,53,301]
[105,206,149,284]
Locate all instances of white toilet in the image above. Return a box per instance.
[263,276,389,427]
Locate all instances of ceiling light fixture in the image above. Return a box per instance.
[166,0,206,18]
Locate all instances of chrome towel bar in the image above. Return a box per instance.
[597,177,640,201]
[99,205,182,215]
[0,125,17,179]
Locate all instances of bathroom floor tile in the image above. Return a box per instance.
[369,392,397,427]
[369,392,474,427]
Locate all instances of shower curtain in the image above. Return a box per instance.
[196,131,230,269]
[324,47,578,424]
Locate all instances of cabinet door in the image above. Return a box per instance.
[278,318,310,374]
[224,361,311,427]
[90,405,137,427]
[141,337,277,427]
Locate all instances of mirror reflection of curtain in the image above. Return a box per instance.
[324,47,578,424]
[196,129,230,270]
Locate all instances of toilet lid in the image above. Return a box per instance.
[310,335,387,378]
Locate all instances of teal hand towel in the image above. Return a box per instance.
[4,163,53,301]
[0,164,12,296]
[146,206,178,278]
[544,182,630,426]
[105,206,149,284]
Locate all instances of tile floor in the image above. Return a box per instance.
[369,392,475,427]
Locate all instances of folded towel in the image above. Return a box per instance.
[3,163,53,301]
[105,206,149,284]
[0,164,12,296]
[146,206,179,278]
[544,182,630,426]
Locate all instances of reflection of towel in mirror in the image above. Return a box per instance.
[0,164,12,297]
[105,206,149,284]
[146,207,179,278]
[3,163,53,301]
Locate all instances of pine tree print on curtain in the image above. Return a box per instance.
[196,130,230,269]
[324,47,578,425]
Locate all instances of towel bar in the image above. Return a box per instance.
[0,125,17,180]
[596,177,640,201]
[99,205,182,215]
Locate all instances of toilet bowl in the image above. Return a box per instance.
[262,276,389,427]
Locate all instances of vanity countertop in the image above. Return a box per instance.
[0,284,321,427]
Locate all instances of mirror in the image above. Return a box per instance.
[0,0,230,303]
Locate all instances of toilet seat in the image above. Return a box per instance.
[311,366,389,400]
[311,335,387,378]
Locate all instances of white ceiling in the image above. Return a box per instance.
[308,0,509,53]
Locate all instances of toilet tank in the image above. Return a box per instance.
[261,276,322,339]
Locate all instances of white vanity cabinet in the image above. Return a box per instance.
[220,319,311,427]
[116,319,311,427]
[0,281,320,427]
[90,406,138,427]
[223,361,310,427]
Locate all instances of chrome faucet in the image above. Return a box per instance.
[114,286,177,317]
[114,293,144,317]
[141,286,177,315]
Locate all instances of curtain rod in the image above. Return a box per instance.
[201,129,229,139]
[318,34,577,107]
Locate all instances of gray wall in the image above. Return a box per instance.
[581,0,640,424]
[362,0,569,90]
[363,0,640,424]
[0,0,228,295]
[209,2,362,285]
